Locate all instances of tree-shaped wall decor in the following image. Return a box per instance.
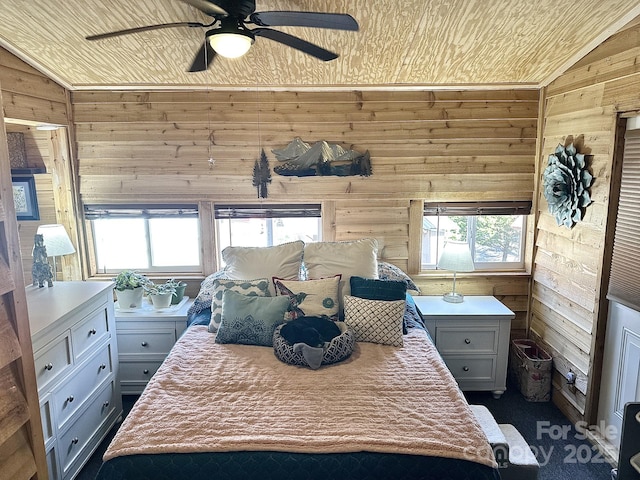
[252,149,272,199]
[542,143,594,229]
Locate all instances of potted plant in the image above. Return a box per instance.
[144,281,177,310]
[114,270,149,309]
[166,278,188,305]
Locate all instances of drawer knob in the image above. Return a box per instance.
[99,364,107,371]
[464,338,471,344]
[89,328,97,335]
[141,341,148,347]
[44,363,53,371]
[103,401,110,408]
[143,369,150,374]
[67,395,75,403]
[463,366,470,372]
[71,437,79,445]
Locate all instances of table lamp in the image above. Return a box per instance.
[437,240,475,303]
[36,224,75,281]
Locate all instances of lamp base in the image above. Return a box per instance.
[443,292,464,303]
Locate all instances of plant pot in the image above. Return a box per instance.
[171,283,187,304]
[116,287,144,309]
[150,292,173,310]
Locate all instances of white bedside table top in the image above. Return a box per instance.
[114,296,192,320]
[413,295,514,317]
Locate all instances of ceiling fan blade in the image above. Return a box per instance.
[188,41,217,72]
[86,22,206,40]
[250,11,358,31]
[253,28,338,61]
[178,0,228,17]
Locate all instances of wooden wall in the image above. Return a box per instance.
[532,21,640,424]
[0,48,81,284]
[71,89,538,332]
[0,49,67,126]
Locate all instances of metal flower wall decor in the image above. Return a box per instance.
[542,143,594,229]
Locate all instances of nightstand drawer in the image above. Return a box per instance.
[120,360,163,383]
[117,329,175,356]
[436,327,498,354]
[442,356,496,382]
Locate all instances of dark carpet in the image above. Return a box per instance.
[77,390,615,480]
[465,386,614,480]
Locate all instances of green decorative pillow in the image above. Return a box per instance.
[273,275,341,320]
[343,295,405,347]
[207,278,270,333]
[215,290,290,347]
[350,276,407,302]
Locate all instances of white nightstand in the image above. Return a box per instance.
[413,295,514,399]
[114,297,193,394]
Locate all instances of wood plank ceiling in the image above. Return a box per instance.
[0,0,639,91]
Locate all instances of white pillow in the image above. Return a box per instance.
[222,241,304,295]
[303,239,378,302]
[343,295,405,347]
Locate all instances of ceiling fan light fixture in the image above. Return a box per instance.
[209,31,254,58]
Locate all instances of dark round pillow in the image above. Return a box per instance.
[273,321,355,368]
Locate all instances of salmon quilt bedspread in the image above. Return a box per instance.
[101,325,498,479]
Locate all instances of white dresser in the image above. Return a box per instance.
[413,295,514,399]
[27,281,122,480]
[115,297,191,394]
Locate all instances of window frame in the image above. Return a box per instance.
[421,201,531,272]
[84,204,202,275]
[214,204,322,260]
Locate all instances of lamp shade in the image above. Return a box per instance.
[437,241,474,272]
[209,31,254,58]
[36,224,75,257]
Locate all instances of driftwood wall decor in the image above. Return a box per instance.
[272,137,371,177]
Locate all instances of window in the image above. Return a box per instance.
[422,202,531,271]
[85,205,201,273]
[215,204,321,252]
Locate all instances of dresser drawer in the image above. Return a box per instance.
[442,355,496,383]
[53,344,113,430]
[40,397,54,444]
[119,360,163,383]
[436,327,498,355]
[35,333,72,392]
[58,380,116,476]
[71,306,110,362]
[117,329,175,356]
[46,444,59,480]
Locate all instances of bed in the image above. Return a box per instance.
[97,240,500,480]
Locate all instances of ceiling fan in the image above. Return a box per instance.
[86,0,359,72]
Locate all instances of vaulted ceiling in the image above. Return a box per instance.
[1,0,639,91]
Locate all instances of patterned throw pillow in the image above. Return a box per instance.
[215,290,290,347]
[377,261,420,293]
[273,275,341,320]
[343,295,405,347]
[207,278,270,333]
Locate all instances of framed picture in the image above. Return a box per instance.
[11,176,40,221]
